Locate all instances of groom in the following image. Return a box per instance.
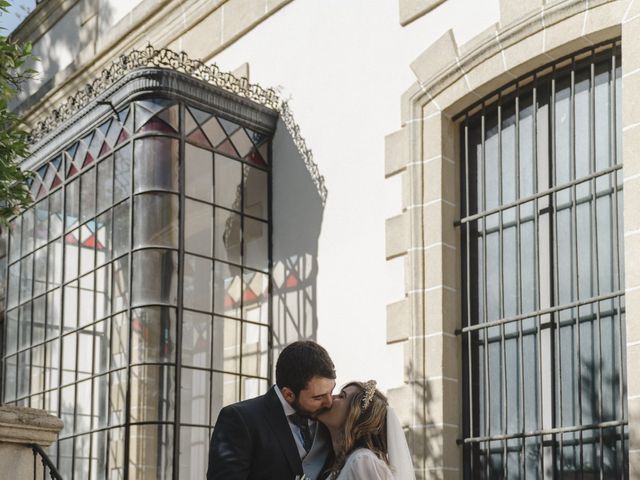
[207,340,336,480]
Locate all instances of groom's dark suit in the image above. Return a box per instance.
[207,387,331,480]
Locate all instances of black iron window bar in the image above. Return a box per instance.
[457,39,627,478]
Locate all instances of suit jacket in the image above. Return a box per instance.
[207,387,332,480]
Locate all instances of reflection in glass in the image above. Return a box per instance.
[111,312,128,369]
[65,178,80,230]
[129,365,175,422]
[95,264,111,320]
[97,156,114,213]
[244,218,268,271]
[134,137,179,193]
[34,246,47,296]
[214,208,241,265]
[46,288,61,339]
[131,306,176,364]
[180,368,210,425]
[212,316,240,373]
[244,165,268,219]
[185,199,213,257]
[128,424,173,480]
[64,229,79,282]
[215,154,242,210]
[183,254,213,312]
[80,168,96,224]
[5,309,18,354]
[211,372,240,423]
[47,239,62,289]
[17,349,30,398]
[18,303,31,350]
[63,282,78,329]
[112,200,130,259]
[114,145,131,203]
[45,339,59,390]
[132,250,178,306]
[214,261,241,318]
[179,427,209,480]
[49,189,63,239]
[21,207,34,255]
[241,322,269,378]
[112,256,129,312]
[182,310,211,369]
[9,216,21,263]
[133,193,179,248]
[110,370,126,426]
[185,144,213,202]
[61,333,76,385]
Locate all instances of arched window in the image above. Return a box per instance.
[459,40,627,478]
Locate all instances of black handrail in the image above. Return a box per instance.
[29,443,63,480]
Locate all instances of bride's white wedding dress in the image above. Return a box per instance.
[335,448,394,480]
[334,408,415,480]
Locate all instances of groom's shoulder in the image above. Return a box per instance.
[220,390,272,417]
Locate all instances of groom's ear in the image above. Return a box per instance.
[281,387,296,404]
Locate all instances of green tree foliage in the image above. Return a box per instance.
[0,0,34,224]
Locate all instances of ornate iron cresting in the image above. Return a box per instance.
[28,45,328,205]
[30,443,63,480]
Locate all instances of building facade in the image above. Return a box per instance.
[1,0,639,478]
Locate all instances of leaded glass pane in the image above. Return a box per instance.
[130,306,176,364]
[185,144,213,202]
[133,192,179,248]
[2,95,272,480]
[134,137,179,193]
[215,154,242,210]
[131,249,178,306]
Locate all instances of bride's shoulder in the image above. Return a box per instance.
[344,449,393,478]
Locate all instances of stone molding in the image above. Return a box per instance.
[10,0,80,44]
[0,405,63,446]
[384,0,638,477]
[17,0,292,130]
[408,0,622,116]
[399,0,447,26]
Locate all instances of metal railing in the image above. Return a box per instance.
[30,444,63,480]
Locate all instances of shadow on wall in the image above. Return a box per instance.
[404,361,441,479]
[270,117,324,361]
[13,0,116,114]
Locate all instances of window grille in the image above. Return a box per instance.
[458,40,628,478]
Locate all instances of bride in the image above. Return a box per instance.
[317,380,415,480]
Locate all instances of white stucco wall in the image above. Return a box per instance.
[205,0,501,392]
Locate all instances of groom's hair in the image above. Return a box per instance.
[276,341,336,395]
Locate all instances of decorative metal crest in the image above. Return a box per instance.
[29,45,327,205]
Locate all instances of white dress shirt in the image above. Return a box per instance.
[274,385,318,459]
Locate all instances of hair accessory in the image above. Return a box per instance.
[361,380,377,411]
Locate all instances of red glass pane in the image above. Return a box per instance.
[83,153,94,168]
[51,175,62,189]
[187,128,212,149]
[116,130,129,145]
[246,149,267,167]
[217,139,238,158]
[99,141,111,157]
[65,232,78,245]
[140,117,176,134]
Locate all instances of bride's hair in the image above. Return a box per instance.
[326,381,389,479]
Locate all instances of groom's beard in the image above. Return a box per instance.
[291,397,330,420]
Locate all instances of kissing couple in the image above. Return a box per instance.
[207,341,415,480]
